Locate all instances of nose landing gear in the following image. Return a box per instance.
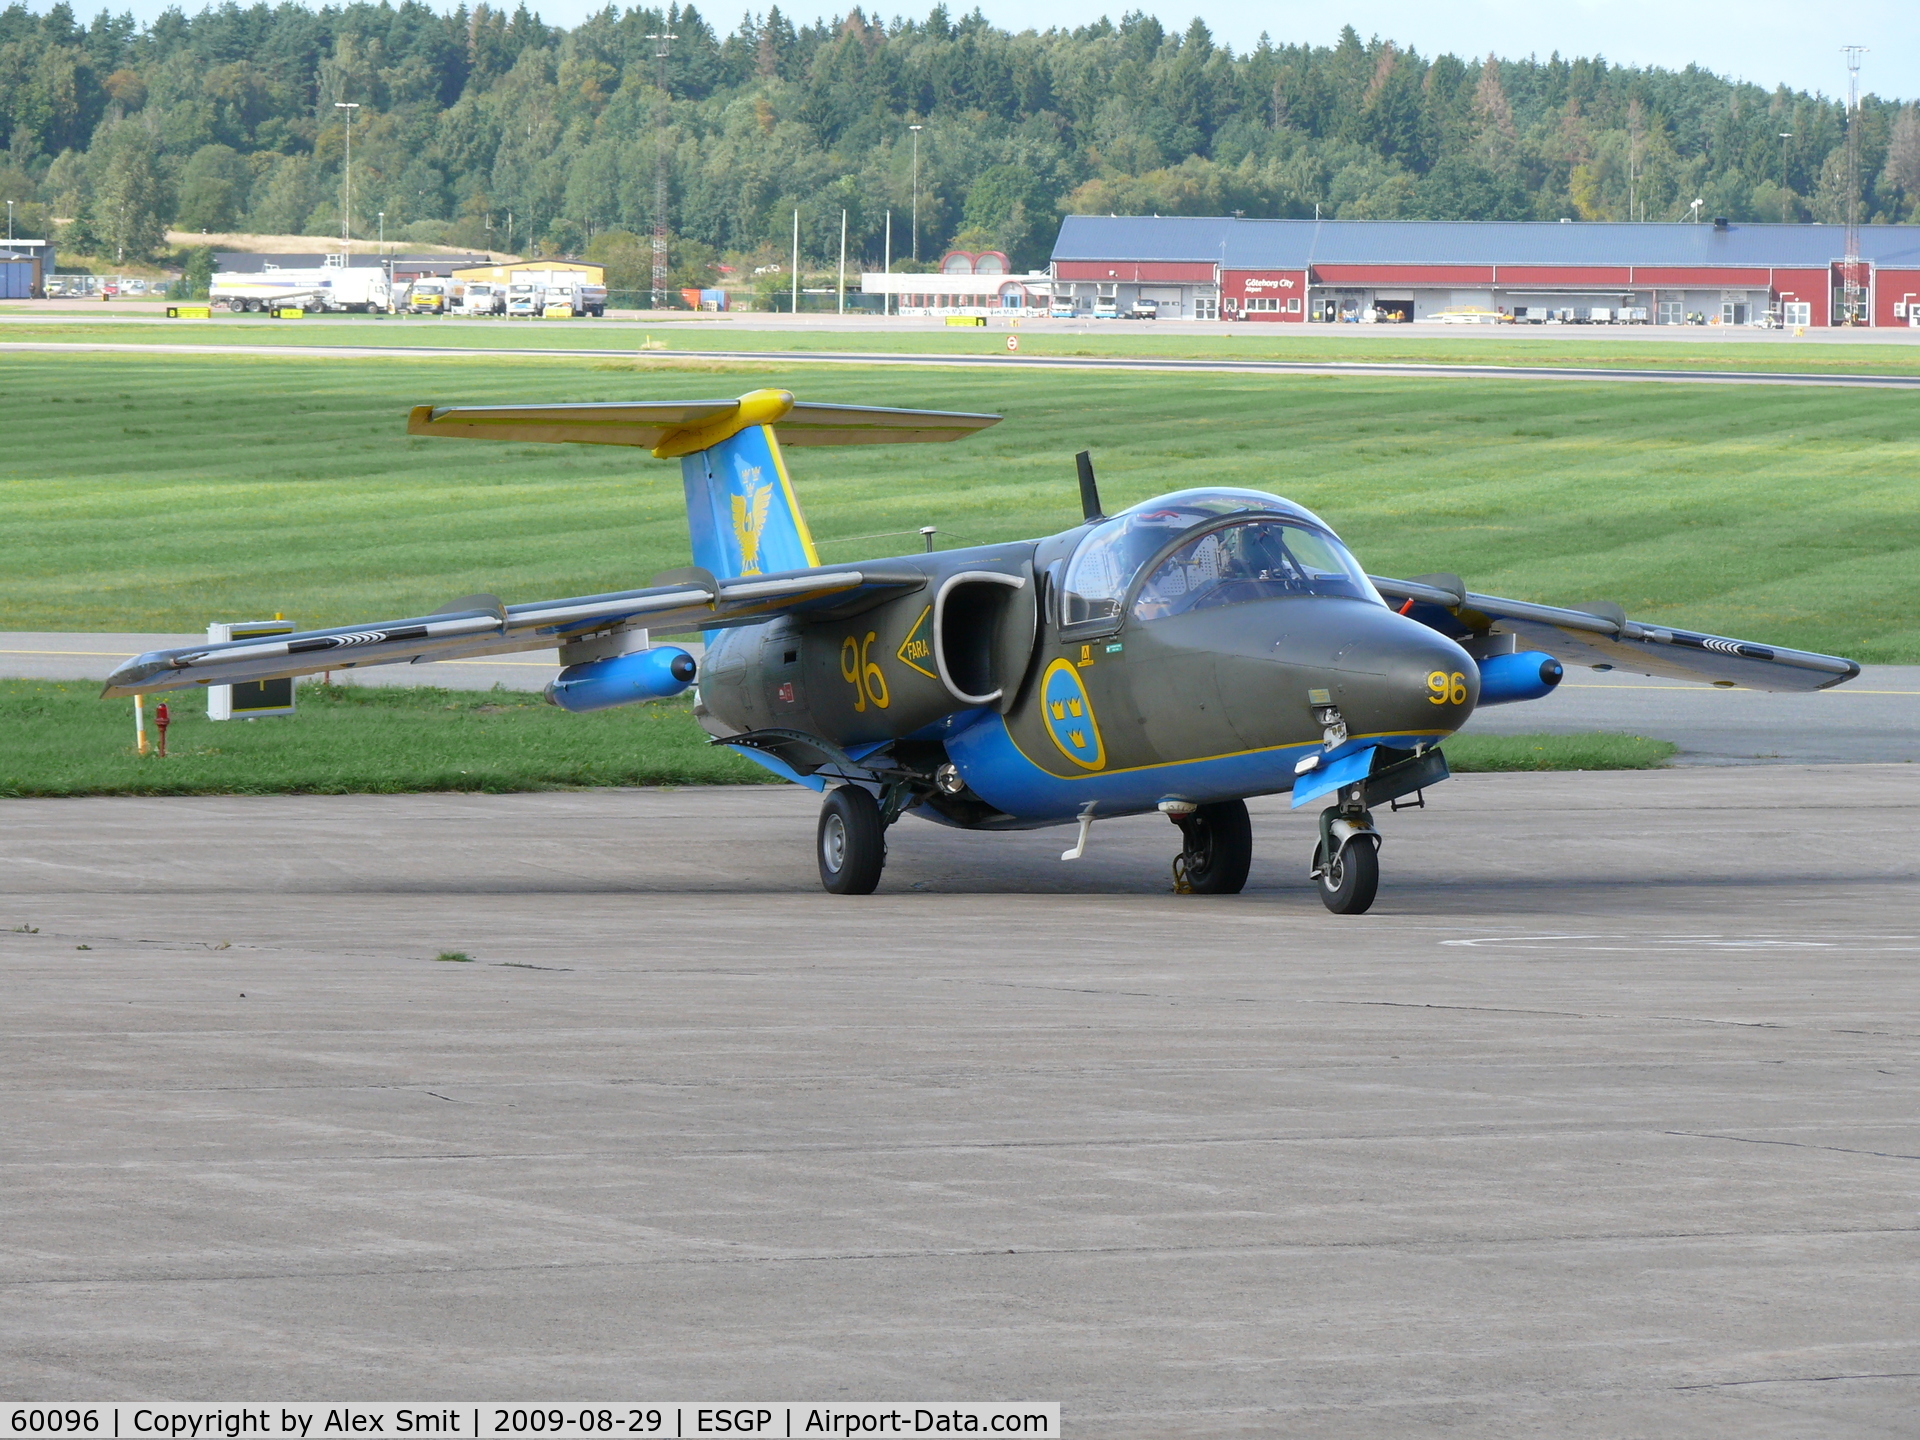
[1311,801,1380,914]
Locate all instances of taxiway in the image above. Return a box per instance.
[3,768,1916,1434]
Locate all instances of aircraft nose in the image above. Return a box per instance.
[1373,617,1479,736]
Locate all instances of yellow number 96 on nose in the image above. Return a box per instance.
[1427,670,1469,705]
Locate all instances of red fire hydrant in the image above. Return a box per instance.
[154,703,170,757]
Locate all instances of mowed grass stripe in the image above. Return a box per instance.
[4,352,1917,660]
[9,317,1920,376]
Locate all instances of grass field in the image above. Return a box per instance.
[0,680,1673,797]
[8,314,1920,375]
[4,348,1916,660]
[0,680,767,795]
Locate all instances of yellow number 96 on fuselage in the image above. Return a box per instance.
[1427,669,1469,705]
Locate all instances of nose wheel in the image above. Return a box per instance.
[1312,805,1380,915]
[1315,832,1379,913]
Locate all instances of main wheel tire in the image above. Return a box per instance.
[1317,836,1379,915]
[818,785,886,895]
[1181,799,1253,895]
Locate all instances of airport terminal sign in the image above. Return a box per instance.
[6,1408,1057,1439]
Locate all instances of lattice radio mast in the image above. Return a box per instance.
[648,28,678,310]
[1841,45,1867,325]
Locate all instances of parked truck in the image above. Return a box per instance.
[455,282,503,316]
[210,261,391,314]
[480,269,609,317]
[505,281,542,318]
[405,279,457,314]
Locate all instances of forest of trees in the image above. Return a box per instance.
[2,0,1918,280]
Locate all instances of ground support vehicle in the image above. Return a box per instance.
[455,283,503,316]
[210,265,391,314]
[407,280,457,314]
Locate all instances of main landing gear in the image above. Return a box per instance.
[1169,800,1253,895]
[817,784,887,894]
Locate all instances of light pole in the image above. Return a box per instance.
[334,101,360,250]
[908,123,923,262]
[646,30,676,309]
[5,199,12,244]
[1689,197,1703,224]
[1778,134,1793,222]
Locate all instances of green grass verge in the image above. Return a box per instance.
[9,315,1920,374]
[0,680,1668,797]
[0,680,772,797]
[4,349,1919,660]
[1443,731,1677,771]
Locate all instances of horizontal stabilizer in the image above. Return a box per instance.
[103,564,925,698]
[1372,575,1859,692]
[407,389,1000,457]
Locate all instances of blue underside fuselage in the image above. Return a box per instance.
[729,711,1453,830]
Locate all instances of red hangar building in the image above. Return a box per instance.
[1048,214,1920,327]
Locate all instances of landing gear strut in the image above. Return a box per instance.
[1311,799,1380,915]
[1171,799,1252,895]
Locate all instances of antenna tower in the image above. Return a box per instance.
[648,28,678,310]
[1840,45,1867,324]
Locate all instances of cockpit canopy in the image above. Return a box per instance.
[1061,488,1381,627]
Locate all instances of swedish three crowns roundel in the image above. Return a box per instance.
[1041,657,1106,771]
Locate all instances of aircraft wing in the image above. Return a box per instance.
[102,565,925,699]
[1369,574,1859,692]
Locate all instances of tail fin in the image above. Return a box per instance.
[681,422,819,579]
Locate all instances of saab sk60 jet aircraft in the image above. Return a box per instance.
[106,389,1860,913]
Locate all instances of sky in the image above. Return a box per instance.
[36,0,1920,102]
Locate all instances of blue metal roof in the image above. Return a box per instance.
[1053,215,1920,270]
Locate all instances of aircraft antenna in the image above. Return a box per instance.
[1075,451,1105,523]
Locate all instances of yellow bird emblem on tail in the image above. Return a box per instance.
[730,474,774,575]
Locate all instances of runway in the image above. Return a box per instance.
[3,769,1916,1433]
[7,338,1920,388]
